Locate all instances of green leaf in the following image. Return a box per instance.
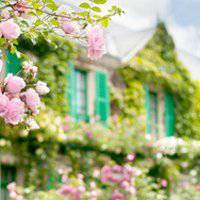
[47,2,58,10]
[51,18,59,26]
[101,18,110,27]
[92,0,107,4]
[77,11,90,17]
[32,2,42,9]
[91,6,101,12]
[34,19,43,26]
[79,2,91,9]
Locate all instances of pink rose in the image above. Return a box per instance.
[195,185,200,191]
[0,94,9,117]
[4,98,25,125]
[86,131,93,139]
[161,179,168,188]
[35,81,50,95]
[110,191,125,200]
[1,9,10,19]
[9,191,17,199]
[22,61,38,78]
[5,74,26,94]
[26,118,40,130]
[87,26,105,60]
[7,182,17,191]
[0,20,21,39]
[16,195,24,200]
[21,88,40,114]
[126,153,135,162]
[60,19,76,34]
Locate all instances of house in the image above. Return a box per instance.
[0,22,192,199]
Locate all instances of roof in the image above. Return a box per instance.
[105,23,156,62]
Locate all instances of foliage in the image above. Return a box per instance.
[0,0,123,51]
[111,22,200,139]
[1,110,200,197]
[17,35,75,114]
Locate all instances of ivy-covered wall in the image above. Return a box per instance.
[111,22,200,139]
[17,35,75,115]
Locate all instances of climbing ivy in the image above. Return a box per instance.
[111,22,200,139]
[17,35,75,115]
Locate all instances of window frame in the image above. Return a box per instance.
[74,68,88,122]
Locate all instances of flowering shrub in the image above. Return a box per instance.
[7,163,168,200]
[0,61,49,128]
[1,112,199,199]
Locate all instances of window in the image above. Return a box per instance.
[149,91,158,136]
[68,63,110,123]
[74,69,88,121]
[0,165,16,200]
[145,87,158,137]
[146,86,175,138]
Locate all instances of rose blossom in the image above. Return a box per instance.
[87,26,105,60]
[60,19,76,34]
[26,118,40,130]
[0,94,9,117]
[5,74,26,94]
[0,20,21,39]
[35,81,50,95]
[21,88,40,114]
[59,185,81,199]
[1,9,10,19]
[195,185,200,191]
[9,191,17,199]
[23,61,38,78]
[7,182,17,191]
[16,195,24,200]
[126,153,135,162]
[110,191,125,200]
[4,98,25,125]
[161,179,168,188]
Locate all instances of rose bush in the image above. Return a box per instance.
[0,61,50,128]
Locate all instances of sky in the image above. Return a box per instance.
[111,0,200,58]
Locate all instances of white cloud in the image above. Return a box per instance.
[167,22,200,57]
[111,0,170,30]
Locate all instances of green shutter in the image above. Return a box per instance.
[145,86,151,134]
[165,92,175,137]
[67,62,76,120]
[95,71,110,122]
[5,51,21,75]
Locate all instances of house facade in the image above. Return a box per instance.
[0,23,180,199]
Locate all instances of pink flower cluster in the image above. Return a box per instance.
[0,61,49,127]
[110,190,125,200]
[59,17,105,60]
[7,182,23,200]
[0,20,21,40]
[58,185,84,200]
[87,26,105,60]
[60,18,76,35]
[57,173,85,200]
[101,165,136,196]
